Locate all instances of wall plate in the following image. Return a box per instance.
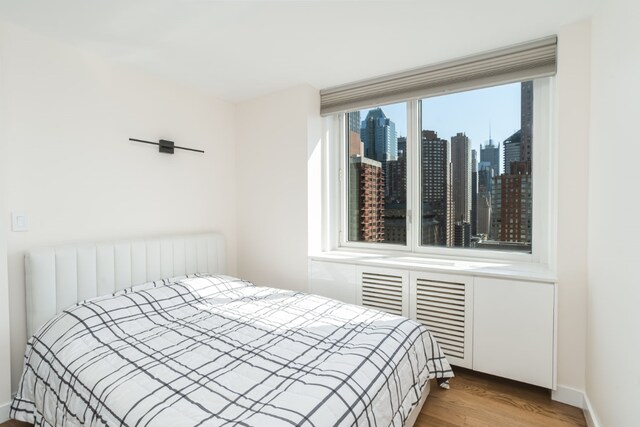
[11,212,28,232]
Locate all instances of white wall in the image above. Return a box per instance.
[0,194,10,415]
[586,0,640,425]
[554,20,590,399]
[0,38,12,413]
[0,22,238,393]
[235,85,320,292]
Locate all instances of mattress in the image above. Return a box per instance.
[11,274,453,426]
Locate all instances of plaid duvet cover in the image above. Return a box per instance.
[11,274,452,426]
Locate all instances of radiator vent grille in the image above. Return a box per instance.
[415,278,466,359]
[361,272,403,315]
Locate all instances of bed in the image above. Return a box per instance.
[10,233,452,426]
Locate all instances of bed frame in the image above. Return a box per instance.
[23,231,428,426]
[25,233,225,336]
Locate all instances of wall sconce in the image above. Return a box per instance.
[129,137,204,154]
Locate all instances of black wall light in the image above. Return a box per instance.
[129,137,205,154]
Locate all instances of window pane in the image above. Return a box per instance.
[347,103,407,244]
[420,81,533,253]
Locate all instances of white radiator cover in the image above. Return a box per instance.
[312,259,556,388]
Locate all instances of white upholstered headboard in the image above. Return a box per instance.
[25,233,225,336]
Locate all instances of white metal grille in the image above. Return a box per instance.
[415,278,466,359]
[361,272,404,316]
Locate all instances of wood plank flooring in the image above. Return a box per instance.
[417,368,586,427]
[2,368,586,427]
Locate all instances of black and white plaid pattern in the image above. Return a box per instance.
[11,274,453,427]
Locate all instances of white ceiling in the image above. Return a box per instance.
[0,0,598,102]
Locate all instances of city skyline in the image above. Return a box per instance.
[358,82,521,164]
[348,81,532,252]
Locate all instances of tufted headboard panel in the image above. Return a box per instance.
[25,233,225,336]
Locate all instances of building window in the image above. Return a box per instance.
[341,80,543,256]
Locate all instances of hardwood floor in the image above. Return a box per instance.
[417,368,586,427]
[0,421,29,427]
[2,368,585,427]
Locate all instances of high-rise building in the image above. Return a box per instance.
[477,192,492,237]
[454,221,471,247]
[451,132,471,224]
[503,130,522,175]
[349,132,364,157]
[397,136,406,158]
[348,111,361,134]
[480,138,500,177]
[384,137,407,244]
[490,81,534,248]
[478,161,494,194]
[387,136,407,203]
[360,108,397,163]
[471,149,478,236]
[387,153,406,204]
[477,159,494,238]
[383,204,406,244]
[348,156,385,242]
[348,111,364,157]
[360,108,398,202]
[490,162,532,244]
[421,130,453,247]
[520,81,533,162]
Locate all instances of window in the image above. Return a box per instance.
[420,81,534,252]
[339,79,551,259]
[324,37,556,261]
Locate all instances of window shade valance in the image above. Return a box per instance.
[320,36,557,116]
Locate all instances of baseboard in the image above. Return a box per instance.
[583,393,602,427]
[552,384,585,408]
[552,385,602,427]
[0,400,11,423]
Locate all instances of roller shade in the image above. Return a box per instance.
[320,36,556,116]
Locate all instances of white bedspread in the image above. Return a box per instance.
[11,274,452,426]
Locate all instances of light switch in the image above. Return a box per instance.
[11,212,28,232]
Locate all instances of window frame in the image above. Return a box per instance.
[333,77,555,265]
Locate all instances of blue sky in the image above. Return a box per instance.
[360,82,521,159]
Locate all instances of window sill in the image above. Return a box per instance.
[309,250,556,283]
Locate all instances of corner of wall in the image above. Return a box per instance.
[235,84,320,293]
[583,392,603,427]
[553,18,592,397]
[0,23,15,413]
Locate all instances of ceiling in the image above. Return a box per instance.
[0,0,598,103]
